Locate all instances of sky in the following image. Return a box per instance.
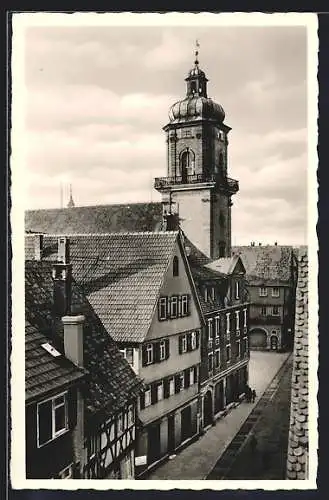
[21,16,309,245]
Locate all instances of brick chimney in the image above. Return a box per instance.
[52,237,72,318]
[62,315,85,368]
[34,234,43,261]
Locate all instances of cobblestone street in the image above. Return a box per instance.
[146,351,291,480]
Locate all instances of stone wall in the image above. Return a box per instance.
[286,249,308,479]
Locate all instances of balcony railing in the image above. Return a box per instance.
[251,315,282,325]
[154,174,239,193]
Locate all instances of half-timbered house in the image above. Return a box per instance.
[25,239,143,479]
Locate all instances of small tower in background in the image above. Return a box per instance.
[67,184,75,208]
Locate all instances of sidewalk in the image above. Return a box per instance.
[146,351,290,480]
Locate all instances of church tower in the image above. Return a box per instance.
[154,45,239,259]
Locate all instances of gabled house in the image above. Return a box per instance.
[232,245,298,351]
[25,242,143,479]
[25,231,204,477]
[186,242,250,430]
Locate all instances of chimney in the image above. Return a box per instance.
[259,242,262,246]
[52,237,72,318]
[62,315,85,367]
[274,241,278,246]
[34,234,43,261]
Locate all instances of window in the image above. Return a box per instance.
[173,256,179,277]
[211,287,216,301]
[182,334,187,353]
[272,287,280,297]
[226,313,230,335]
[158,297,167,320]
[157,382,164,401]
[169,377,175,396]
[37,392,68,447]
[215,316,220,342]
[237,340,241,358]
[272,305,279,316]
[208,319,213,340]
[170,296,178,318]
[159,340,166,361]
[261,306,267,316]
[193,366,198,384]
[183,129,192,137]
[191,331,197,350]
[244,338,249,356]
[59,464,74,479]
[181,295,189,316]
[215,349,220,369]
[226,345,231,363]
[144,386,151,407]
[175,372,184,393]
[235,311,240,332]
[259,287,267,297]
[235,281,240,299]
[243,308,247,328]
[189,367,195,386]
[208,353,214,372]
[204,287,208,302]
[128,405,134,427]
[120,347,134,367]
[117,413,124,435]
[146,344,153,365]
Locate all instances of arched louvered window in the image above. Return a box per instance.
[173,256,179,277]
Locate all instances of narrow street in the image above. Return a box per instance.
[146,351,291,480]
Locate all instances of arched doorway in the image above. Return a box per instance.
[203,391,213,427]
[249,328,267,350]
[270,335,278,351]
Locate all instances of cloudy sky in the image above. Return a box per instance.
[21,15,309,245]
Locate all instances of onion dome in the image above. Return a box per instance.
[168,40,225,123]
[169,96,225,123]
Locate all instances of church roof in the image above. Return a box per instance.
[25,260,143,419]
[232,245,295,285]
[25,202,163,235]
[25,232,180,344]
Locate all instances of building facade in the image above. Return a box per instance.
[154,50,238,260]
[232,245,298,351]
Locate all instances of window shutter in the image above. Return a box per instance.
[184,369,190,388]
[178,296,182,317]
[187,295,191,315]
[196,330,200,349]
[178,335,183,354]
[151,383,158,405]
[142,345,147,367]
[193,366,198,384]
[140,392,145,410]
[187,333,192,352]
[68,389,77,428]
[154,342,160,363]
[174,374,180,393]
[165,339,170,359]
[163,378,169,399]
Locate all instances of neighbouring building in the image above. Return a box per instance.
[286,248,309,480]
[25,231,204,477]
[25,237,143,479]
[232,244,298,351]
[186,241,250,429]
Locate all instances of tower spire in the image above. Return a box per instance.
[67,184,75,208]
[194,39,200,66]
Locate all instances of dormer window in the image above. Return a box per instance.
[173,256,179,277]
[37,392,68,447]
[204,287,208,302]
[259,287,267,297]
[235,281,240,299]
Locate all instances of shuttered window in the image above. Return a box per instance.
[158,297,167,320]
[37,392,69,448]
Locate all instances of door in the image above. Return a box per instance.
[203,391,213,427]
[270,335,278,350]
[167,415,175,453]
[181,151,189,183]
[147,423,161,464]
[249,328,267,349]
[214,381,224,414]
[181,405,192,442]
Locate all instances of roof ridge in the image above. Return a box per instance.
[25,231,179,237]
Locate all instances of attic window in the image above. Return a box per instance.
[173,256,179,277]
[41,343,61,357]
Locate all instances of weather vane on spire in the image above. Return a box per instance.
[195,39,200,65]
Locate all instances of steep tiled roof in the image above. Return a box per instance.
[25,202,163,234]
[189,262,228,315]
[25,260,143,420]
[232,245,294,285]
[206,254,242,275]
[25,232,179,343]
[25,319,85,404]
[286,248,309,480]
